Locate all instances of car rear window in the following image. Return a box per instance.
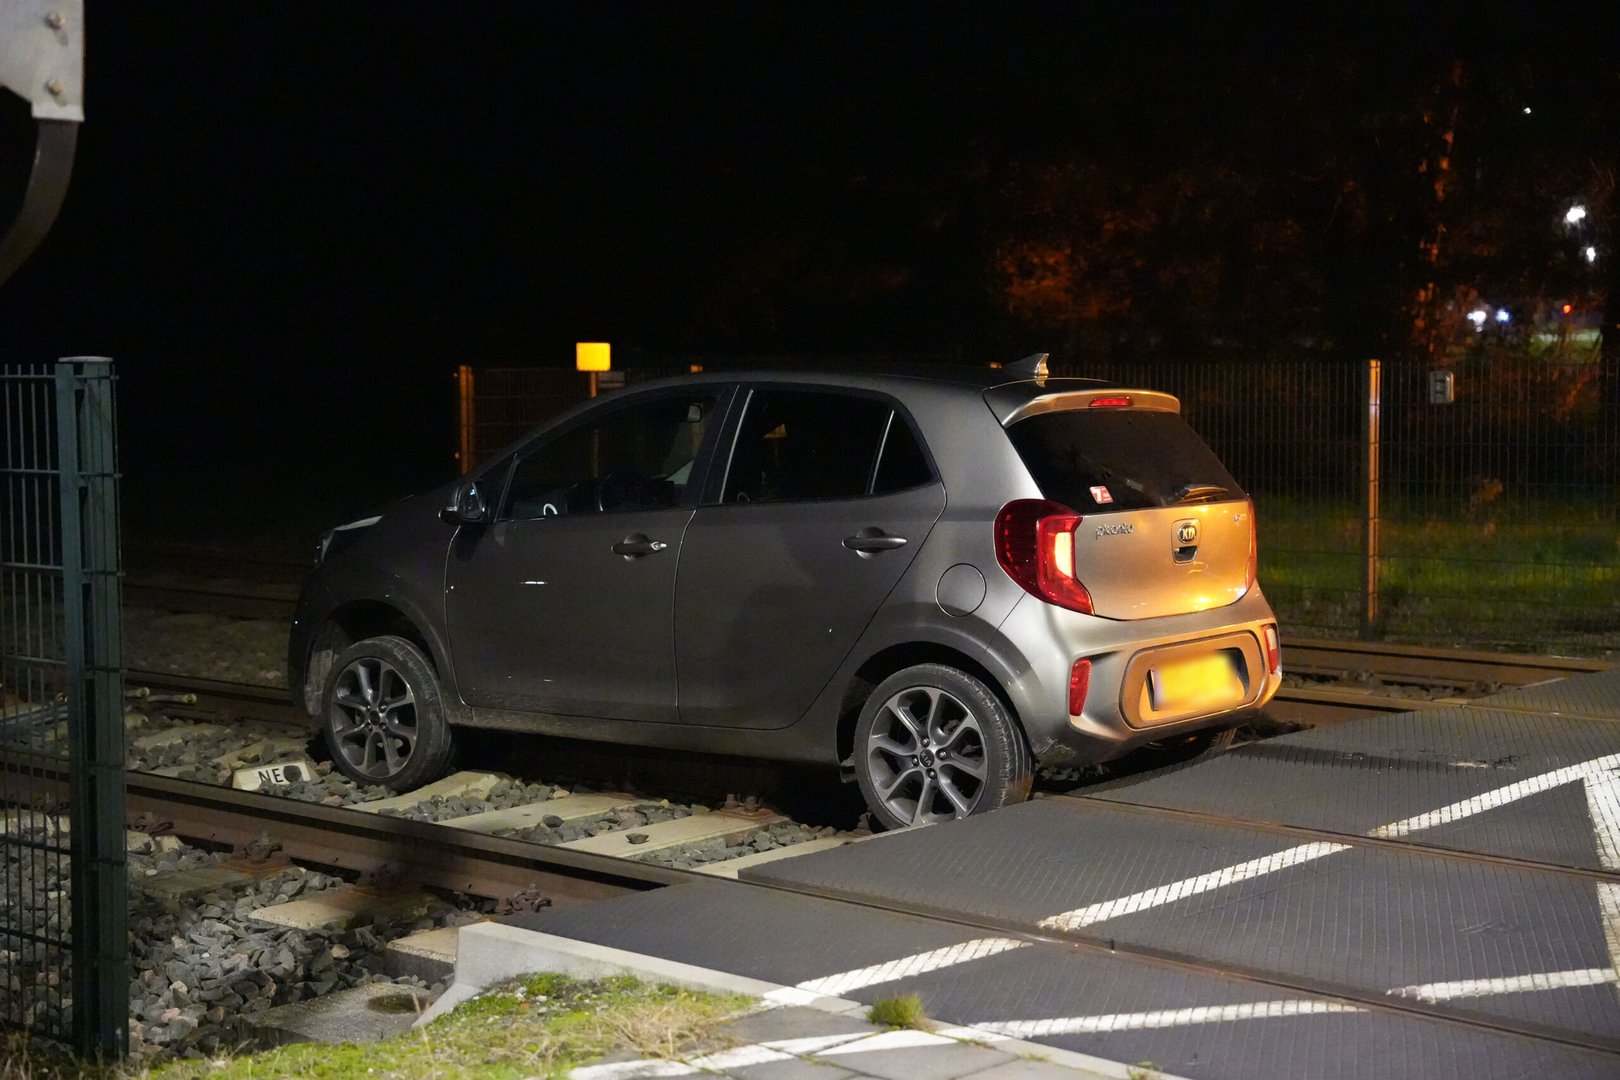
[1006,408,1244,513]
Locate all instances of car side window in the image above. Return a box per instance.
[871,413,934,494]
[722,390,904,504]
[502,393,718,520]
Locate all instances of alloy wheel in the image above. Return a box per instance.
[328,656,419,781]
[862,685,988,825]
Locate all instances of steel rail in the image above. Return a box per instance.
[1062,789,1620,885]
[32,742,1615,1056]
[1283,639,1609,685]
[123,582,297,622]
[123,670,303,727]
[0,748,688,906]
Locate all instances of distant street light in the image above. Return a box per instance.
[1565,205,1588,226]
[1495,308,1511,324]
[1467,308,1489,329]
[1585,246,1599,264]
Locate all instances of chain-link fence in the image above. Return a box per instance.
[0,359,127,1058]
[453,356,1619,656]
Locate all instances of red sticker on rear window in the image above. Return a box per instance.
[1090,485,1113,504]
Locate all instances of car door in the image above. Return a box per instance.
[675,386,945,729]
[445,387,727,723]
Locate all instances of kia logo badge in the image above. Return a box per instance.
[1176,521,1199,545]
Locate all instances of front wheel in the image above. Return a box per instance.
[853,663,1033,830]
[322,635,454,791]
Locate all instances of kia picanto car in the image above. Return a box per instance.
[289,356,1282,829]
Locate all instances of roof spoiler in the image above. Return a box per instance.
[1004,352,1050,381]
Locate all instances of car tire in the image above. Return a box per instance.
[322,635,455,791]
[854,663,1033,830]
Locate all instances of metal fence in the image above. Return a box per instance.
[0,359,126,1058]
[454,355,1619,657]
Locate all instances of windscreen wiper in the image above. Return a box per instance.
[1175,483,1232,504]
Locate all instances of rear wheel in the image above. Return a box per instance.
[854,663,1033,830]
[322,635,454,791]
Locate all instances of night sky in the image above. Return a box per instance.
[0,2,1615,543]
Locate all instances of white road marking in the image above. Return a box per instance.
[569,1060,697,1079]
[1369,752,1620,838]
[1581,769,1620,979]
[1389,968,1620,1002]
[1037,842,1351,933]
[792,936,1029,995]
[787,751,1620,1031]
[975,999,1362,1037]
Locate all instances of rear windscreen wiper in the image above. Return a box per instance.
[1175,483,1231,504]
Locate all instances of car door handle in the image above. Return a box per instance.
[612,534,669,558]
[843,531,908,553]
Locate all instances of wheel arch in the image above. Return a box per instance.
[300,599,446,715]
[835,641,1026,772]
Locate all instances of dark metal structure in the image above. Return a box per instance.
[0,0,84,287]
[0,358,126,1058]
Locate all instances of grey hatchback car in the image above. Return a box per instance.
[289,357,1281,829]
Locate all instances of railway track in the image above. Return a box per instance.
[106,643,1597,904]
[9,646,1616,1065]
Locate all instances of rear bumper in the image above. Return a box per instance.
[998,586,1282,764]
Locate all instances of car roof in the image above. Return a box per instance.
[628,361,1114,396]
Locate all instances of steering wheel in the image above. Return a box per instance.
[595,470,646,513]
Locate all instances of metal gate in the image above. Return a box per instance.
[0,358,126,1058]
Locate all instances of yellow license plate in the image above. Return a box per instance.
[1149,653,1243,712]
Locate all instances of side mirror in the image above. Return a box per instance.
[441,479,489,525]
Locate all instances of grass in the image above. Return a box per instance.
[1254,495,1619,652]
[0,975,748,1080]
[866,994,929,1031]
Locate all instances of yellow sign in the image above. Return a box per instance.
[576,342,611,372]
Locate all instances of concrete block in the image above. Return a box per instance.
[257,982,432,1045]
[250,885,435,931]
[694,837,850,878]
[213,736,312,769]
[559,808,785,857]
[380,923,471,982]
[137,865,253,901]
[231,757,321,791]
[132,723,229,750]
[354,771,507,815]
[437,792,639,834]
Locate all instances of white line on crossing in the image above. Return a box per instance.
[792,936,1030,995]
[1038,842,1351,933]
[1581,769,1620,977]
[786,750,1620,1030]
[1388,968,1620,1002]
[1369,752,1620,839]
[974,999,1362,1037]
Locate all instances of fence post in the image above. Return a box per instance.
[456,364,476,474]
[1361,358,1382,640]
[55,357,127,1060]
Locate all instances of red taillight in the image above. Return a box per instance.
[1069,658,1092,715]
[1088,395,1132,408]
[1263,623,1281,673]
[995,499,1093,614]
